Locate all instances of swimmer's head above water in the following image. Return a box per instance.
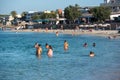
[89,51,95,57]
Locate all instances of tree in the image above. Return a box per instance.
[10,11,17,18]
[90,6,111,22]
[21,11,27,17]
[64,4,81,23]
[40,13,56,19]
[32,14,40,20]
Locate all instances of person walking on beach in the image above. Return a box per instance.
[47,45,53,57]
[64,40,69,51]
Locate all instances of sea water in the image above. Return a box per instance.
[0,31,120,80]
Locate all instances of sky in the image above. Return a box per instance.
[0,0,103,14]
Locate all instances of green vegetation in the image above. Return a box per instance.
[10,11,17,18]
[21,11,27,17]
[64,4,81,23]
[40,13,56,19]
[1,5,112,24]
[90,6,111,22]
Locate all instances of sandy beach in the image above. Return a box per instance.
[11,29,120,38]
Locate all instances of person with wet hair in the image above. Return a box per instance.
[64,40,69,51]
[89,51,95,57]
[47,45,53,57]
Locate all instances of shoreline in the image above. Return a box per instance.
[11,29,120,38]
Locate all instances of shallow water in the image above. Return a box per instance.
[0,31,120,80]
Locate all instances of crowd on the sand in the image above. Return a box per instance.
[34,40,96,59]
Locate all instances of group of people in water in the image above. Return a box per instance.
[83,42,96,48]
[83,42,96,57]
[35,40,95,58]
[35,43,53,58]
[34,40,69,58]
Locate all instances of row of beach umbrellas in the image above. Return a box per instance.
[79,23,111,27]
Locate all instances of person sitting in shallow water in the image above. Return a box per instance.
[89,51,95,57]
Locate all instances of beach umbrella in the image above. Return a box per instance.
[89,24,94,27]
[84,25,89,27]
[98,24,102,26]
[79,25,84,27]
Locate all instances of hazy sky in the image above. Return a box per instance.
[0,0,103,14]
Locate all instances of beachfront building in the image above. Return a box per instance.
[100,0,120,20]
[25,11,42,22]
[77,7,96,24]
[1,15,14,25]
[43,10,51,14]
[101,0,120,12]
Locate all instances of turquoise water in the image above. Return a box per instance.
[0,31,120,80]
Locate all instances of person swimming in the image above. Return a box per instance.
[93,43,96,47]
[89,51,95,57]
[47,45,53,57]
[45,43,49,49]
[64,40,69,51]
[83,43,88,48]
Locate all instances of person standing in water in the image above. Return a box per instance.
[56,31,59,37]
[34,42,39,54]
[35,42,39,48]
[64,40,69,51]
[37,44,42,55]
[47,45,53,57]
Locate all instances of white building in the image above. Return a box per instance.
[43,10,51,13]
[101,0,120,12]
[110,13,120,20]
[25,11,42,21]
[101,0,120,20]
